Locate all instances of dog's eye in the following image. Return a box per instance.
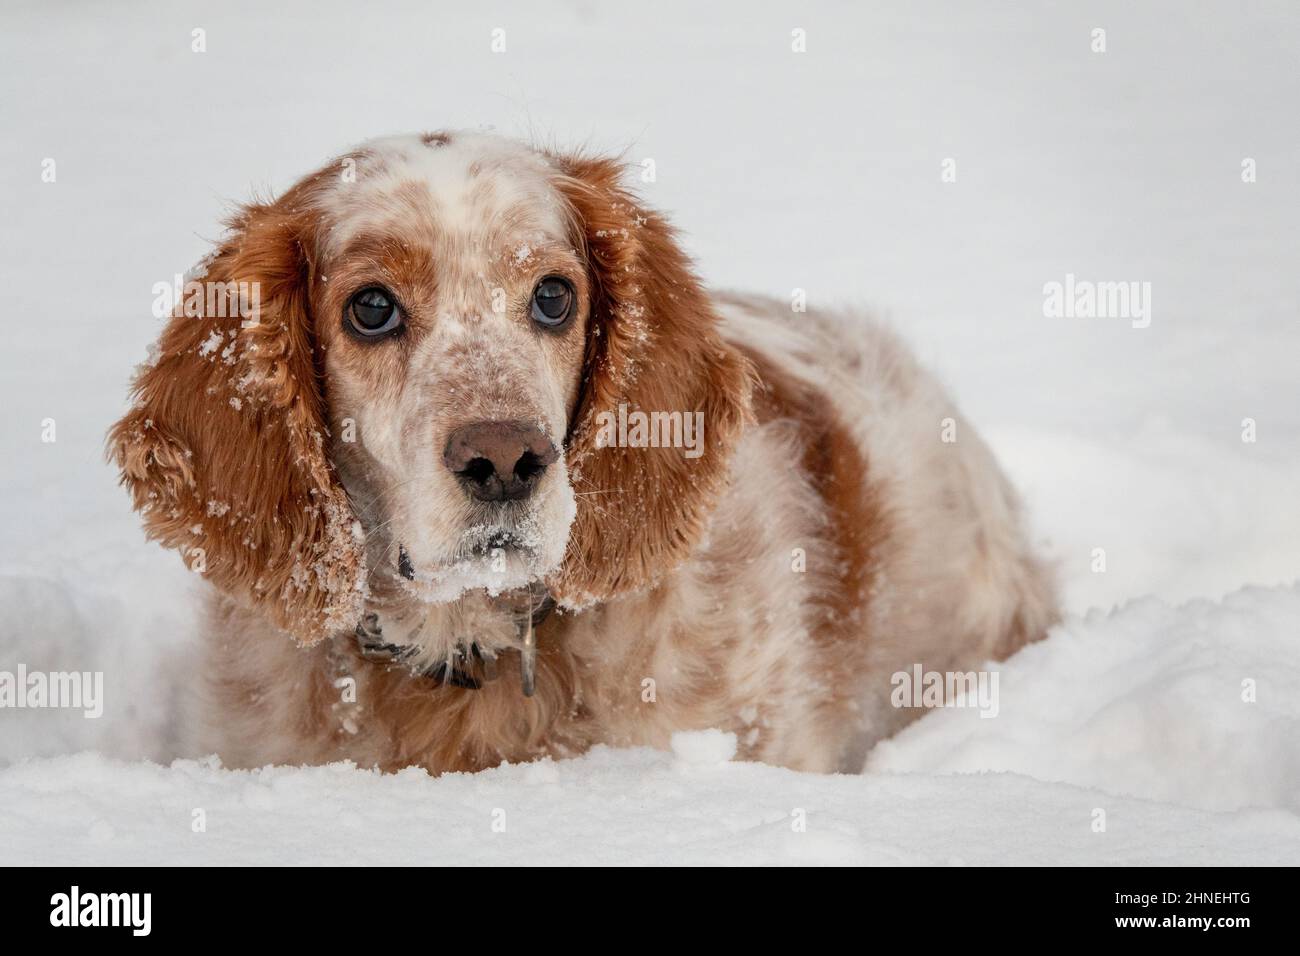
[530,277,574,328]
[346,287,403,338]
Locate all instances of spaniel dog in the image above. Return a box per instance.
[110,131,1056,774]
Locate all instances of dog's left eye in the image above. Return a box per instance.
[530,277,574,328]
[346,287,404,338]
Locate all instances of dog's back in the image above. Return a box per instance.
[714,293,1057,764]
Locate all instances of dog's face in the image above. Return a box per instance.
[110,131,752,645]
[311,135,589,604]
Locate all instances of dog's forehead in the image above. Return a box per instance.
[315,132,570,255]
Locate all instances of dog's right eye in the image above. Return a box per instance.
[346,287,404,338]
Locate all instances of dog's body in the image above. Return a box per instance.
[113,132,1055,774]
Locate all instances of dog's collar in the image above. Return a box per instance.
[354,592,555,697]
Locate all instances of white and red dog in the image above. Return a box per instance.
[111,131,1055,773]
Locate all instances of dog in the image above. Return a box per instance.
[109,131,1057,774]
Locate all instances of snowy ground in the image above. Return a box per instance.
[1,0,1297,865]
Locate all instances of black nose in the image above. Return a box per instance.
[443,421,558,502]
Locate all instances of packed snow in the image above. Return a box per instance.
[1,0,1297,864]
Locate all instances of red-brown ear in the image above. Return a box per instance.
[108,200,365,643]
[547,154,754,606]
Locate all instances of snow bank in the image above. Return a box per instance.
[869,586,1300,813]
[2,586,1297,864]
[3,745,1298,867]
[0,571,198,766]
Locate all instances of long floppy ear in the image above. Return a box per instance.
[547,154,754,607]
[108,200,365,643]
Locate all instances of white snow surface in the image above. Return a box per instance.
[1,0,1297,864]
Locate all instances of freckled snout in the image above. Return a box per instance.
[443,421,558,503]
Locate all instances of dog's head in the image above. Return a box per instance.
[110,131,752,644]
